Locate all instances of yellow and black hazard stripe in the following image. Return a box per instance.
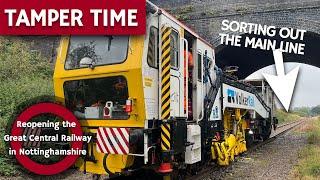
[161,123,171,150]
[160,26,172,151]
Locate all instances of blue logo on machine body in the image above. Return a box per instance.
[227,88,254,107]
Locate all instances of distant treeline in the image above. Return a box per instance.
[293,106,320,117]
[275,106,320,124]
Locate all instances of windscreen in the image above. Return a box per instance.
[64,76,129,120]
[65,36,129,70]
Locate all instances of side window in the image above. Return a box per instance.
[197,53,202,81]
[170,30,179,68]
[147,27,158,68]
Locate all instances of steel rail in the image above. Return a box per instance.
[249,120,304,152]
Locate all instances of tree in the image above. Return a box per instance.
[311,105,320,116]
[293,107,311,117]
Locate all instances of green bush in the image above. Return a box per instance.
[0,157,19,176]
[0,37,53,125]
[0,77,53,127]
[0,37,53,159]
[0,37,52,81]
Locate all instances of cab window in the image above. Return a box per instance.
[147,27,159,68]
[64,76,129,120]
[170,30,179,68]
[65,36,129,70]
[198,53,202,81]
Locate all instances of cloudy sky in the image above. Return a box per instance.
[246,63,320,109]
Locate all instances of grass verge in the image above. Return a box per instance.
[275,109,301,124]
[294,118,320,179]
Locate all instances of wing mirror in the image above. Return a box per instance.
[79,57,95,69]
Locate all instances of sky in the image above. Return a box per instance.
[246,63,320,109]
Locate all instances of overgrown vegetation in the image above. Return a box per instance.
[295,118,320,179]
[275,109,301,124]
[275,105,320,125]
[0,37,53,176]
[310,106,320,116]
[292,106,320,117]
[293,107,311,117]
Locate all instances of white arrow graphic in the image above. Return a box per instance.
[262,49,300,112]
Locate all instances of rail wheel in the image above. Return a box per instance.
[245,130,254,147]
[262,120,272,141]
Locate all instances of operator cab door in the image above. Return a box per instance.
[194,40,215,122]
[194,47,204,122]
[159,14,185,118]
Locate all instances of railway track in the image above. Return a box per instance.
[189,119,304,180]
[249,120,304,152]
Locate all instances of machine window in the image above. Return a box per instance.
[147,27,159,68]
[65,36,129,70]
[198,53,203,81]
[63,76,129,120]
[170,30,179,68]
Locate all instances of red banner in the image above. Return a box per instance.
[0,0,146,35]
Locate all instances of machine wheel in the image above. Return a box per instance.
[245,130,254,147]
[262,121,272,141]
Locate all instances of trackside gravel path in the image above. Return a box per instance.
[203,121,307,180]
